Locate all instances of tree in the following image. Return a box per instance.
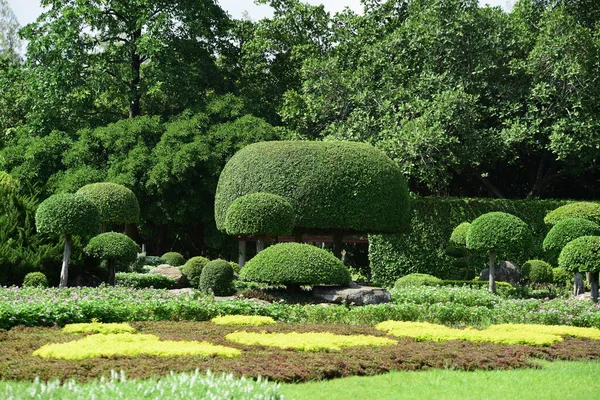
[466,212,533,293]
[85,232,138,285]
[0,0,20,61]
[76,182,140,231]
[559,236,600,302]
[35,193,100,287]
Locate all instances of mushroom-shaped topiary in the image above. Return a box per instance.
[181,256,210,288]
[76,182,140,229]
[199,259,236,296]
[544,202,600,226]
[239,243,352,289]
[521,260,554,284]
[559,236,600,302]
[85,232,139,286]
[543,218,600,257]
[36,193,100,287]
[466,212,532,293]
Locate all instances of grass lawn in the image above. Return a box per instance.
[281,360,600,400]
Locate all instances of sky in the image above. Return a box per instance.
[8,0,513,27]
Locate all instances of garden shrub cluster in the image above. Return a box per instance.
[224,192,295,237]
[239,243,351,287]
[370,197,567,286]
[115,272,176,289]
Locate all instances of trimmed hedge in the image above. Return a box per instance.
[543,218,600,257]
[76,182,140,224]
[544,202,600,226]
[215,141,411,234]
[225,192,295,237]
[199,260,236,296]
[115,272,176,289]
[239,243,351,287]
[521,260,554,283]
[161,252,185,267]
[181,256,210,288]
[558,236,600,273]
[370,197,567,286]
[85,232,138,263]
[35,193,100,237]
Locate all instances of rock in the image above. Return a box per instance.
[479,261,520,285]
[150,264,188,288]
[312,285,392,305]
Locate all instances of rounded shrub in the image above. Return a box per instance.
[181,256,210,288]
[558,236,600,273]
[215,141,411,234]
[239,243,352,287]
[22,272,49,288]
[35,193,100,237]
[521,260,553,283]
[199,259,236,296]
[161,252,185,267]
[447,222,471,258]
[76,182,140,224]
[545,202,600,226]
[224,192,295,237]
[393,273,442,289]
[466,212,533,253]
[85,232,139,263]
[552,267,571,286]
[543,218,600,255]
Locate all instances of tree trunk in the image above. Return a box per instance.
[591,271,599,303]
[574,272,585,296]
[256,238,264,253]
[238,240,247,268]
[488,249,496,294]
[107,260,116,286]
[332,231,343,260]
[60,235,72,288]
[129,28,142,119]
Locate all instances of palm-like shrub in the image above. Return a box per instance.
[544,202,600,226]
[559,236,600,302]
[161,252,185,267]
[181,256,210,288]
[199,259,236,296]
[85,232,138,285]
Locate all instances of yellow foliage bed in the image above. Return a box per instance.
[211,315,277,326]
[33,333,241,360]
[62,322,137,335]
[226,331,397,351]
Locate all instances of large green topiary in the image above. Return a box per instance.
[521,260,553,284]
[239,243,352,287]
[544,202,600,226]
[85,232,139,286]
[199,259,236,296]
[466,212,532,293]
[22,272,49,288]
[543,218,600,257]
[161,252,185,267]
[215,141,411,237]
[225,192,295,237]
[559,236,600,302]
[181,256,210,288]
[77,182,140,226]
[35,193,100,287]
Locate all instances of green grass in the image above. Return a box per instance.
[281,361,600,400]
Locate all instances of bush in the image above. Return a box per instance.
[181,256,210,288]
[85,232,139,263]
[545,202,600,226]
[35,193,100,237]
[239,243,351,287]
[161,252,185,267]
[558,236,600,274]
[393,273,442,288]
[76,182,140,224]
[553,267,571,286]
[466,212,533,254]
[521,260,554,283]
[22,272,49,288]
[215,141,411,234]
[199,259,236,296]
[543,218,600,256]
[224,192,295,237]
[145,256,167,267]
[116,272,176,289]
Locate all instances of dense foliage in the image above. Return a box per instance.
[224,192,295,237]
[240,243,352,287]
[199,259,236,296]
[35,194,100,238]
[544,202,600,226]
[215,141,411,235]
[76,182,140,225]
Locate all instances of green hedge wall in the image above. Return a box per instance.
[369,197,568,286]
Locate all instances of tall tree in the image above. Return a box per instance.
[0,0,20,61]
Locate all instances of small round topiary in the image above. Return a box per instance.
[77,182,140,224]
[22,272,49,288]
[181,256,210,288]
[552,267,571,286]
[393,273,442,289]
[224,192,295,237]
[558,236,600,274]
[239,243,352,287]
[545,202,600,226]
[199,259,236,296]
[466,212,533,253]
[543,218,600,255]
[161,252,185,267]
[521,260,553,283]
[85,232,139,286]
[35,193,100,237]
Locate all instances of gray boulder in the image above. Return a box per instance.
[479,261,520,285]
[150,264,188,288]
[312,284,392,305]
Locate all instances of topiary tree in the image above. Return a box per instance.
[22,272,49,288]
[215,141,411,259]
[199,259,236,296]
[544,202,600,226]
[559,236,600,302]
[181,256,210,288]
[76,182,140,231]
[85,232,139,285]
[446,222,473,279]
[239,243,352,289]
[466,212,532,293]
[35,193,100,287]
[161,251,185,266]
[224,192,295,264]
[521,260,553,284]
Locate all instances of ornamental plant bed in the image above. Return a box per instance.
[3,321,600,383]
